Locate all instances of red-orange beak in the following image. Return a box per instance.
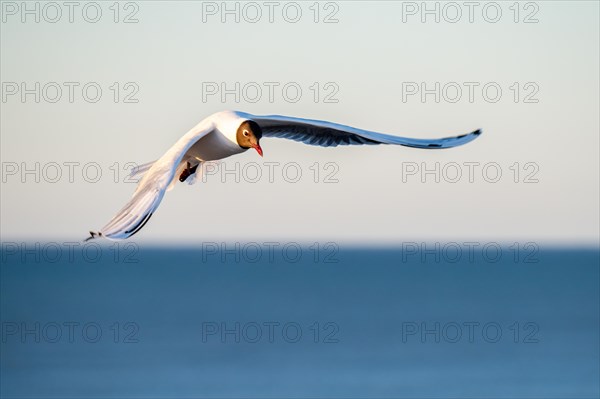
[253,144,263,157]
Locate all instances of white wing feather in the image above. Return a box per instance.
[129,160,156,181]
[91,119,215,240]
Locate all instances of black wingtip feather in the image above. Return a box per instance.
[84,231,101,242]
[457,129,482,139]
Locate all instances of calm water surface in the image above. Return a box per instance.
[1,245,598,398]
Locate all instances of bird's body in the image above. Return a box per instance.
[86,110,481,241]
[132,111,250,193]
[186,110,248,161]
[185,125,243,161]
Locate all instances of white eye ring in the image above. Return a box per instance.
[243,130,249,137]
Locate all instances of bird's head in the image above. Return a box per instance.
[236,120,263,157]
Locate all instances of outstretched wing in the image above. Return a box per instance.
[87,119,215,240]
[244,113,481,149]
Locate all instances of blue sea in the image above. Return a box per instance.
[1,244,598,398]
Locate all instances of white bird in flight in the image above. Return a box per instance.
[86,111,481,241]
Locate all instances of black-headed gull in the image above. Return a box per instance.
[86,111,481,240]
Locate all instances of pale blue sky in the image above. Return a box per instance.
[1,1,598,245]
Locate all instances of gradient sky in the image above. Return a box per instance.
[1,1,598,245]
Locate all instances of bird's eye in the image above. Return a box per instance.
[243,130,249,137]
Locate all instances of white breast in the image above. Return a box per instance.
[185,130,245,161]
[184,110,248,161]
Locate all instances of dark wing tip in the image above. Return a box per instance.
[456,129,482,139]
[439,128,481,149]
[83,231,101,242]
[456,128,482,141]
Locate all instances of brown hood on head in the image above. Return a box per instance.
[236,120,263,156]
